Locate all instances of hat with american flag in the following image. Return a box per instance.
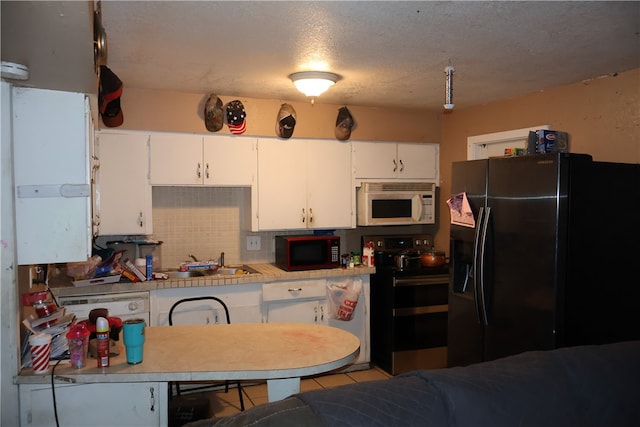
[225,100,247,135]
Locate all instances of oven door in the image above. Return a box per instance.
[391,275,448,373]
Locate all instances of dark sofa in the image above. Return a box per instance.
[191,340,640,427]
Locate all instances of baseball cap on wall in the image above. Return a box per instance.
[335,106,354,141]
[99,65,124,127]
[204,94,224,132]
[225,100,247,135]
[275,103,297,139]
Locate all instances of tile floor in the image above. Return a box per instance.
[171,366,392,422]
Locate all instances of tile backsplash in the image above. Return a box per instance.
[150,186,343,269]
[93,186,432,270]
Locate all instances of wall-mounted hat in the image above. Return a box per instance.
[275,103,297,139]
[204,94,224,132]
[225,100,247,135]
[99,65,123,127]
[335,106,354,141]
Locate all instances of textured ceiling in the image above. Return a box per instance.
[100,1,640,110]
[2,2,639,111]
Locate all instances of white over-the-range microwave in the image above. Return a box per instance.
[356,182,436,226]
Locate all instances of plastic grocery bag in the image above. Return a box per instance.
[327,278,362,321]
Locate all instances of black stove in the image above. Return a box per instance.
[363,234,448,275]
[364,234,450,375]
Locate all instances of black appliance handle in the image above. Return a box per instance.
[478,206,491,326]
[472,207,485,323]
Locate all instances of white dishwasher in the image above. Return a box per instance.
[57,291,150,324]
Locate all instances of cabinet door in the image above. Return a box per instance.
[257,138,307,230]
[151,284,263,326]
[149,133,203,185]
[306,140,353,228]
[13,88,92,264]
[203,136,257,186]
[19,382,166,426]
[352,141,398,179]
[96,133,153,235]
[266,299,327,324]
[397,143,439,180]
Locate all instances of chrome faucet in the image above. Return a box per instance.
[219,252,225,267]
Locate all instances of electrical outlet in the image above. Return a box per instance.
[247,235,261,251]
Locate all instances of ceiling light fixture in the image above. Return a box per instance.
[289,71,339,104]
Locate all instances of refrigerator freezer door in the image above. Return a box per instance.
[448,160,488,367]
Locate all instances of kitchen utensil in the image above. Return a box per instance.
[420,249,447,267]
[394,250,420,270]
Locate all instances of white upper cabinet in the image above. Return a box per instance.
[353,141,439,181]
[203,135,256,186]
[95,132,153,236]
[149,133,203,185]
[149,133,257,186]
[12,87,92,264]
[257,138,353,230]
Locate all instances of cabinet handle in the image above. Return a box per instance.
[197,162,202,178]
[399,159,404,172]
[308,208,313,223]
[205,163,210,179]
[149,387,155,412]
[138,212,144,228]
[393,159,397,172]
[320,305,324,321]
[301,208,306,223]
[288,288,303,292]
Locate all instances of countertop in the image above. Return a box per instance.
[16,323,360,386]
[50,264,376,297]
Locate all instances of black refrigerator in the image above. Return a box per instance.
[448,152,640,367]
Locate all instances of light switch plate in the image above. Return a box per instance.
[247,235,261,251]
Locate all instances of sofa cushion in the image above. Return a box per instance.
[298,341,640,427]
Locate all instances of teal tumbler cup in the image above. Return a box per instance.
[122,318,146,364]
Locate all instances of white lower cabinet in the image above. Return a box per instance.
[263,279,329,324]
[262,276,370,365]
[19,382,167,427]
[150,284,263,326]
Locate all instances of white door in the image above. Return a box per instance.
[352,141,398,179]
[12,88,92,264]
[149,133,203,185]
[257,138,307,230]
[397,143,439,180]
[96,133,152,235]
[306,139,353,228]
[203,135,257,186]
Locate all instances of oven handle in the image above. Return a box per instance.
[393,276,449,287]
[394,304,448,317]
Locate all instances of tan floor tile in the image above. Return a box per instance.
[313,373,356,389]
[241,382,268,400]
[347,367,392,382]
[300,378,324,392]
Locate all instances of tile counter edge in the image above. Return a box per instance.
[50,264,376,297]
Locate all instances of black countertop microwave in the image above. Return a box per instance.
[275,235,340,271]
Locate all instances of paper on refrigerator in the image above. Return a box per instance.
[447,192,476,228]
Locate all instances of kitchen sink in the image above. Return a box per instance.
[162,265,258,279]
